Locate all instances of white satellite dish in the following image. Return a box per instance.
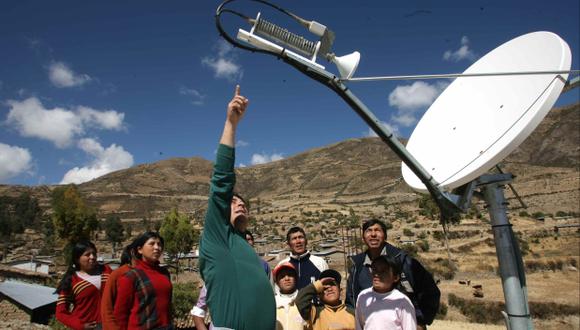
[402,31,572,192]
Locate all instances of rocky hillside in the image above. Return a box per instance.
[0,103,578,221]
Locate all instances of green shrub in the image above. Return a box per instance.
[417,239,430,252]
[48,318,68,330]
[403,228,414,237]
[436,301,448,319]
[556,211,568,217]
[400,243,418,258]
[448,293,503,323]
[433,231,444,241]
[519,210,529,217]
[428,258,457,280]
[173,282,200,319]
[448,293,579,323]
[529,301,579,319]
[532,211,545,219]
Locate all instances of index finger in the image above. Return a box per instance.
[234,85,240,96]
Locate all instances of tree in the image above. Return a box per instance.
[418,194,439,220]
[13,192,43,232]
[51,185,99,249]
[103,214,124,254]
[0,192,43,237]
[125,223,133,240]
[160,208,198,276]
[348,207,360,228]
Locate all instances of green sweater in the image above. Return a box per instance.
[199,144,275,329]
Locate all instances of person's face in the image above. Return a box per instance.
[245,233,255,247]
[230,196,248,232]
[371,262,399,293]
[276,268,297,294]
[77,248,97,273]
[287,231,307,255]
[321,280,340,306]
[363,223,386,250]
[138,237,163,263]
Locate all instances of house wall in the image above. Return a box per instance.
[11,263,50,274]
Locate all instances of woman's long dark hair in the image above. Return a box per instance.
[120,243,134,265]
[131,231,164,260]
[55,240,101,293]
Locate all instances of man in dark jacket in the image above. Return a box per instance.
[345,219,440,329]
[276,226,328,289]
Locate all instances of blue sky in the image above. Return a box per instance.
[1,0,578,185]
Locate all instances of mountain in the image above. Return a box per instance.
[0,103,578,221]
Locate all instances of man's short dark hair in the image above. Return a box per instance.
[362,219,388,235]
[286,226,306,242]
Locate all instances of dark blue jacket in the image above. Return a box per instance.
[280,251,328,290]
[345,242,440,325]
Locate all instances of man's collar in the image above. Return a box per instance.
[363,244,387,266]
[290,250,311,260]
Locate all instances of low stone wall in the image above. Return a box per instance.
[0,298,29,323]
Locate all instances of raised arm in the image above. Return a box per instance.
[200,86,250,260]
[220,85,249,147]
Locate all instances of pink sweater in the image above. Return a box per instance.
[355,287,416,330]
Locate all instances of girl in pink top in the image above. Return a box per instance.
[355,255,417,330]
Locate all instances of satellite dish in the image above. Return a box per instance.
[402,31,572,192]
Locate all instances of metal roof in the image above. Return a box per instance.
[312,249,344,256]
[0,280,57,310]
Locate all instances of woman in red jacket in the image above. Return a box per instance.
[56,240,112,330]
[113,232,173,330]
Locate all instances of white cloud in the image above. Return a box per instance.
[385,81,449,133]
[60,138,134,184]
[364,121,400,138]
[78,106,125,130]
[443,36,477,62]
[202,40,243,81]
[237,140,249,147]
[5,97,126,148]
[237,163,247,168]
[251,152,284,165]
[391,113,417,127]
[0,143,32,182]
[179,86,206,106]
[388,81,443,111]
[48,61,92,88]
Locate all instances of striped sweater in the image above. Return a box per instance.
[56,264,112,330]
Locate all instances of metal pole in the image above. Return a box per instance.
[343,69,580,82]
[281,57,462,219]
[480,174,533,330]
[341,226,348,275]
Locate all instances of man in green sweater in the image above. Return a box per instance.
[199,85,276,329]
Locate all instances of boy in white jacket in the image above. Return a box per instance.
[274,262,307,330]
[356,255,417,330]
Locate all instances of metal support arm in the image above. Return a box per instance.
[281,53,462,219]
